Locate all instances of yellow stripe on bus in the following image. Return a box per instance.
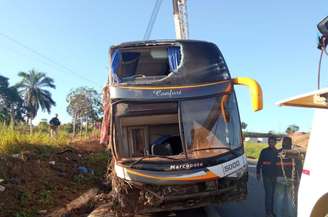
[112,80,230,90]
[126,169,219,181]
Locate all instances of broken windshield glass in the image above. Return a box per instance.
[180,94,242,157]
[111,46,182,84]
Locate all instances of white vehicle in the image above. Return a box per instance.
[277,15,328,217]
[278,88,328,217]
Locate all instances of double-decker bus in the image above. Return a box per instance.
[103,39,263,213]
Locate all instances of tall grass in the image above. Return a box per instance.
[0,126,70,154]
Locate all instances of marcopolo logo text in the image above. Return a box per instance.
[169,162,203,170]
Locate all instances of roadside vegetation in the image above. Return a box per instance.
[244,140,285,159]
[242,124,300,159]
[0,71,108,217]
[0,71,103,153]
[0,124,103,155]
[244,142,267,159]
[0,126,69,154]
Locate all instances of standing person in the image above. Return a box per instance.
[274,136,302,217]
[257,135,279,217]
[49,114,61,137]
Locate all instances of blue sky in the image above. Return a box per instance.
[0,0,327,132]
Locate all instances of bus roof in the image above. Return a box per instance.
[277,88,328,109]
[110,39,212,50]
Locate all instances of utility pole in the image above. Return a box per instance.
[172,0,189,39]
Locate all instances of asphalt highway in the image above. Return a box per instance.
[216,164,265,217]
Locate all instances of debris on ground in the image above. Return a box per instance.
[0,185,5,192]
[46,188,99,217]
[78,166,95,175]
[0,146,109,217]
[87,203,115,217]
[38,210,48,215]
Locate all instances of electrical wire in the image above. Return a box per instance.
[143,0,163,40]
[0,32,101,87]
[317,35,328,89]
[317,48,324,89]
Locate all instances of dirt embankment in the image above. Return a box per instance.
[0,140,109,217]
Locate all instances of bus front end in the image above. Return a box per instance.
[106,40,262,213]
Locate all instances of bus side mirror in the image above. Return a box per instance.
[318,16,328,36]
[232,77,263,112]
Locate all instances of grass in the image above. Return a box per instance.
[244,142,282,159]
[0,126,70,154]
[244,142,267,159]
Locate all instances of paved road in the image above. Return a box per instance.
[216,163,265,217]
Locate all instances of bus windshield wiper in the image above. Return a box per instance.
[189,147,238,156]
[127,155,182,168]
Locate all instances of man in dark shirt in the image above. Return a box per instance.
[49,114,61,137]
[257,135,278,217]
[274,136,302,217]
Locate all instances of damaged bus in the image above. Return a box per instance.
[103,40,263,213]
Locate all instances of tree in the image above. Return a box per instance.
[0,75,10,124]
[66,87,102,135]
[0,75,24,127]
[0,75,9,90]
[16,70,56,133]
[286,124,300,134]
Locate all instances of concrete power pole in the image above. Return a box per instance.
[172,0,189,39]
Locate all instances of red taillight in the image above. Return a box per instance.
[302,169,310,176]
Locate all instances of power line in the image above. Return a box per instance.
[143,0,164,40]
[0,32,101,87]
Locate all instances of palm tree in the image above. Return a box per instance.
[16,70,56,133]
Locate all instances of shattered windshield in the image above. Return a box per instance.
[111,46,181,84]
[180,94,242,157]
